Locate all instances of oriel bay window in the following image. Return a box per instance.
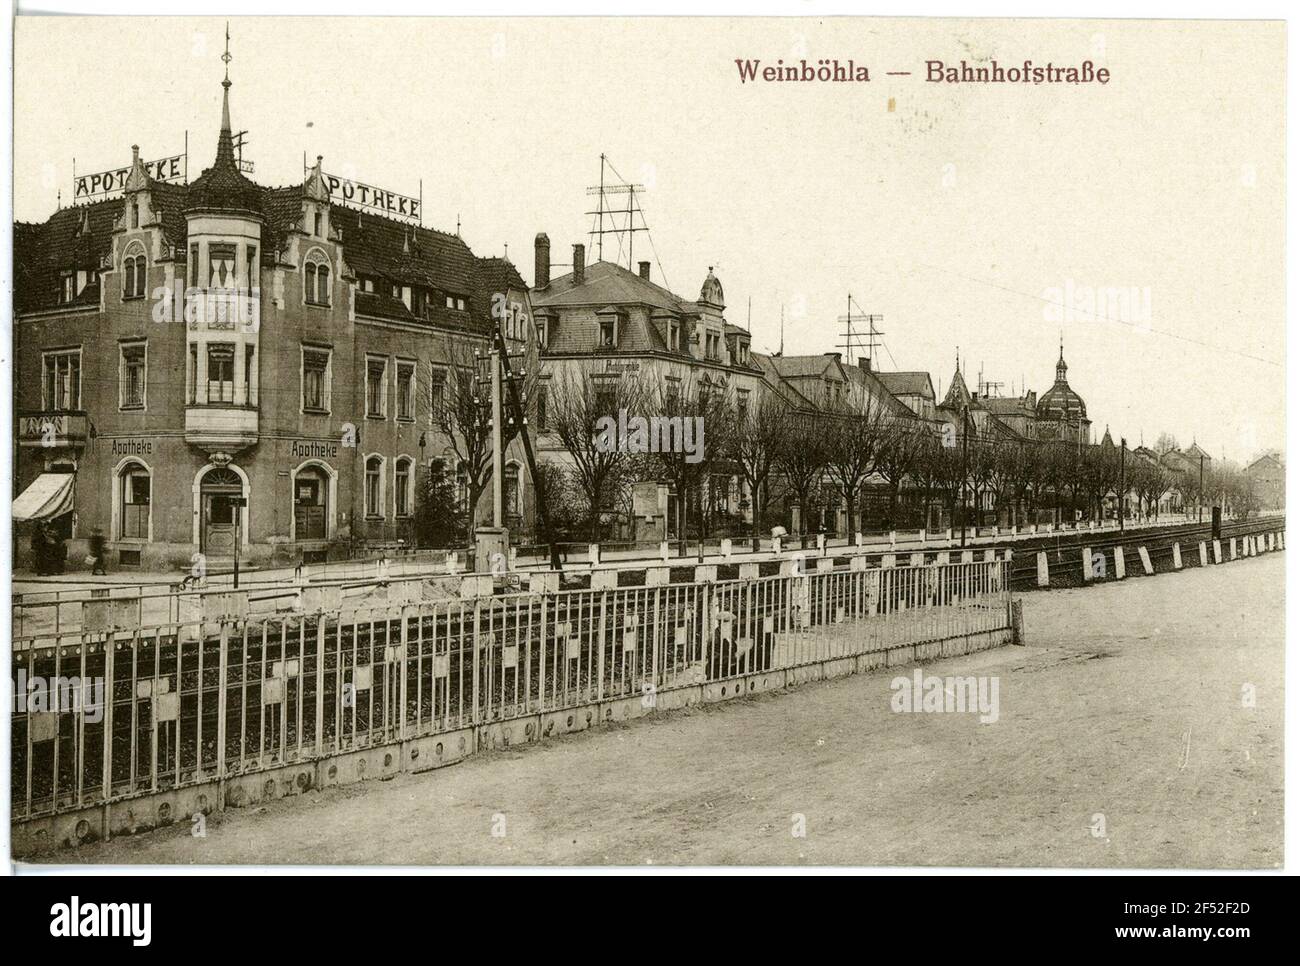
[43,349,82,411]
[206,343,235,403]
[208,243,236,289]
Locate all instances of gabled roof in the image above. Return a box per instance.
[767,354,840,380]
[874,371,934,399]
[979,394,1035,418]
[532,260,697,316]
[1247,453,1282,471]
[750,352,819,411]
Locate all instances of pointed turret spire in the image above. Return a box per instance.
[216,23,235,166]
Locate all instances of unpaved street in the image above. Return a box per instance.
[53,555,1283,868]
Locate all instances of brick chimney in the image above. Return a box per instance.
[534,233,550,288]
[573,243,585,286]
[638,260,651,280]
[858,357,872,373]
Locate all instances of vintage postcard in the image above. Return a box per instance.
[3,8,1288,897]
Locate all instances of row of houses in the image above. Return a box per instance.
[11,66,1263,572]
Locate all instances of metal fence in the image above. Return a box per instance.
[11,558,1010,824]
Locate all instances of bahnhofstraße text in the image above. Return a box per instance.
[735,59,1110,84]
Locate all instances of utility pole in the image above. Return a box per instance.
[1119,438,1127,533]
[960,404,969,548]
[491,346,504,528]
[1198,454,1204,523]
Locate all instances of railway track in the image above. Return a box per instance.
[1007,516,1283,590]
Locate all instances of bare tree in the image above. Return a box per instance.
[432,342,494,552]
[645,374,735,556]
[729,393,788,551]
[546,366,647,542]
[824,392,893,536]
[873,416,928,529]
[773,410,834,547]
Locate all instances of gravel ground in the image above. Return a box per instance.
[42,553,1283,869]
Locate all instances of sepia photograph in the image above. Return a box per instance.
[0,3,1291,899]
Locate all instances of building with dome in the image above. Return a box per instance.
[12,65,534,570]
[935,343,1092,450]
[1033,344,1091,444]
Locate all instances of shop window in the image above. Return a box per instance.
[120,464,151,540]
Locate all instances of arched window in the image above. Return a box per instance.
[365,456,385,518]
[119,463,151,539]
[304,252,330,306]
[123,245,147,299]
[394,457,413,517]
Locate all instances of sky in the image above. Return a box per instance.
[12,16,1285,464]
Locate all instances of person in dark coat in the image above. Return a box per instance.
[89,527,107,575]
[30,524,49,576]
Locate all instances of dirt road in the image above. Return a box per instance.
[51,554,1283,868]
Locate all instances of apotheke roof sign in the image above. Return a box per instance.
[324,172,420,222]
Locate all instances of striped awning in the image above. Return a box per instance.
[12,473,75,522]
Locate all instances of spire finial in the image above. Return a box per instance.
[222,22,232,86]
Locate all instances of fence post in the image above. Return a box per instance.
[315,615,326,755]
[217,621,229,783]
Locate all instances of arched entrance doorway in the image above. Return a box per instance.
[199,466,243,555]
[293,464,331,541]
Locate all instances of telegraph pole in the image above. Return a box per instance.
[491,346,504,528]
[1119,438,1127,533]
[960,404,969,548]
[1198,454,1204,523]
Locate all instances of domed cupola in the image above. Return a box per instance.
[699,267,725,310]
[1035,343,1087,420]
[184,74,263,218]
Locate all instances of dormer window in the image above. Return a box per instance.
[537,318,548,349]
[314,211,323,237]
[668,322,680,352]
[59,271,74,304]
[131,201,140,229]
[599,317,616,348]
